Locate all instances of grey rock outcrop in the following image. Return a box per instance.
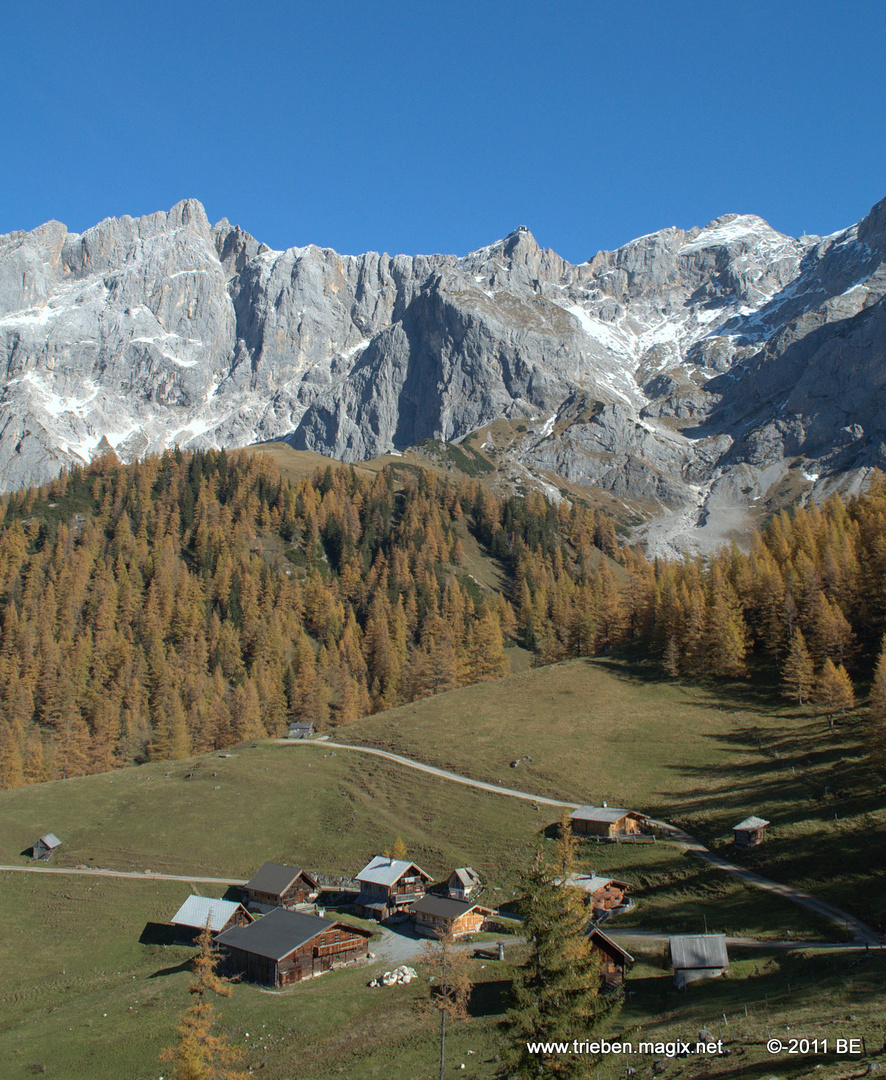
[2,195,886,554]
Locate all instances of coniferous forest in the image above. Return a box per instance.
[1,446,885,788]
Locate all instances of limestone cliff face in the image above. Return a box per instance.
[2,196,886,550]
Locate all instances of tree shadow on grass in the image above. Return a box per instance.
[149,959,193,979]
[467,978,510,1018]
[585,656,795,715]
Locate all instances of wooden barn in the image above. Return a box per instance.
[31,833,62,860]
[288,722,315,739]
[412,895,495,939]
[171,895,253,945]
[354,856,431,921]
[733,816,770,848]
[215,908,373,988]
[670,934,729,989]
[569,806,647,838]
[588,927,634,988]
[446,867,481,900]
[243,862,320,910]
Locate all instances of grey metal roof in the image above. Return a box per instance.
[356,856,429,888]
[412,895,492,920]
[244,862,317,896]
[569,806,639,824]
[172,895,248,932]
[733,816,770,831]
[215,908,336,961]
[38,833,62,848]
[566,874,631,894]
[450,867,481,888]
[670,934,729,970]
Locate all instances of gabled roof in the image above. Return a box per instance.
[172,896,250,932]
[37,833,62,849]
[670,934,729,970]
[216,908,335,961]
[733,816,770,831]
[570,806,642,824]
[589,927,634,964]
[244,862,318,896]
[450,867,481,888]
[566,873,631,894]
[412,895,493,920]
[356,856,430,888]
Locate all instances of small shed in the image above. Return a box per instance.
[447,867,481,900]
[171,895,253,945]
[243,863,320,910]
[733,816,770,848]
[215,908,373,987]
[412,895,495,939]
[32,834,62,860]
[569,807,646,838]
[288,722,315,739]
[670,934,729,989]
[588,927,634,988]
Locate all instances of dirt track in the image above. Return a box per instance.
[284,738,881,945]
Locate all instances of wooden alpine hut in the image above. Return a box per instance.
[569,806,646,838]
[412,895,495,939]
[215,908,373,987]
[171,895,253,945]
[732,816,769,848]
[243,862,320,910]
[31,834,62,860]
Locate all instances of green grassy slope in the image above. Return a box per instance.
[0,746,541,885]
[2,655,884,1079]
[344,656,886,928]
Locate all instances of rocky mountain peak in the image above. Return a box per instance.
[2,196,886,557]
[856,193,886,255]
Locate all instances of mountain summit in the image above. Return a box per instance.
[1,195,885,553]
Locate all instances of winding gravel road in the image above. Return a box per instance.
[284,738,881,945]
[1,738,876,949]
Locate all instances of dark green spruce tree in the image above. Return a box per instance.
[501,812,618,1079]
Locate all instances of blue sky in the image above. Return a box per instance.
[3,0,885,263]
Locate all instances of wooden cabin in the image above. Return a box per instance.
[412,895,495,939]
[171,895,253,945]
[588,927,634,988]
[447,867,481,900]
[215,908,373,988]
[566,874,632,916]
[569,807,646,838]
[354,856,431,921]
[288,722,315,739]
[670,934,729,989]
[732,816,770,848]
[243,862,320,910]
[31,833,62,860]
